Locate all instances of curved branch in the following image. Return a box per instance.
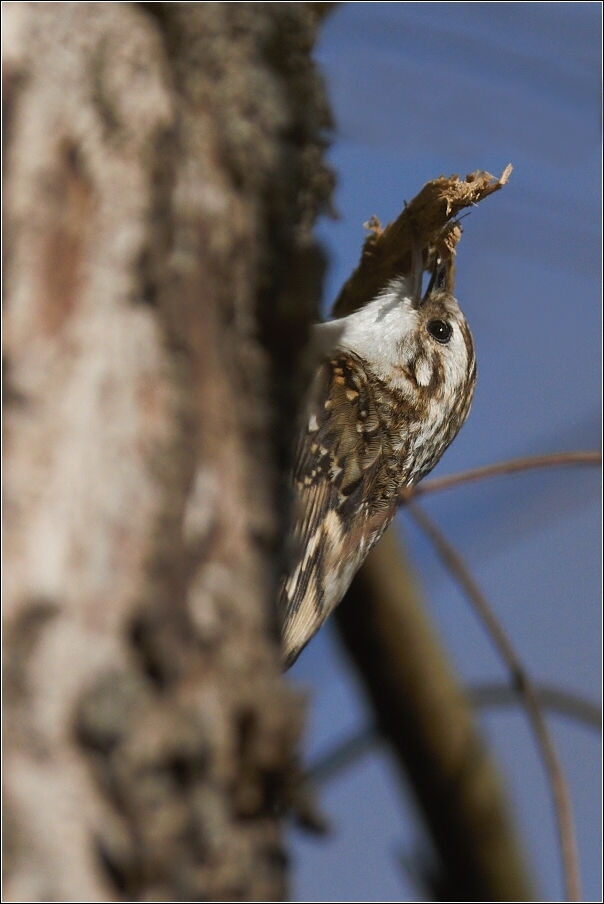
[468,683,601,729]
[334,528,534,901]
[405,450,601,500]
[309,684,601,785]
[408,502,581,902]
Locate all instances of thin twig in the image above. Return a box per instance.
[404,450,601,500]
[308,725,376,785]
[407,502,581,903]
[468,683,601,729]
[308,685,600,785]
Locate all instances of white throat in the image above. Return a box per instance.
[312,277,419,383]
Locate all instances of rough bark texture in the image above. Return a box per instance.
[2,3,333,901]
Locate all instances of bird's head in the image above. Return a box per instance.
[330,256,476,418]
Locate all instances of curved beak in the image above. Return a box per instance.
[421,257,447,304]
[410,240,448,309]
[409,239,424,309]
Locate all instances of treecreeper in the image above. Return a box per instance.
[278,168,512,668]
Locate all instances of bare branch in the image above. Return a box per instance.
[308,684,601,785]
[408,503,581,902]
[468,683,601,729]
[405,450,601,500]
[309,726,376,786]
[334,529,534,900]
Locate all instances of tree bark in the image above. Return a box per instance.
[2,3,333,900]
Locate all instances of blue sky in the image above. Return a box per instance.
[287,4,601,901]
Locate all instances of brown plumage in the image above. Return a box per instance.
[279,263,476,668]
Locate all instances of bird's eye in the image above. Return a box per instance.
[427,319,453,343]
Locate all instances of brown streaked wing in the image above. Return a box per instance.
[280,352,402,666]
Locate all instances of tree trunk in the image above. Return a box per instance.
[2,3,333,900]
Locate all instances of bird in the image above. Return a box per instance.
[278,247,476,669]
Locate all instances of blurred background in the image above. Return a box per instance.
[287,3,601,901]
